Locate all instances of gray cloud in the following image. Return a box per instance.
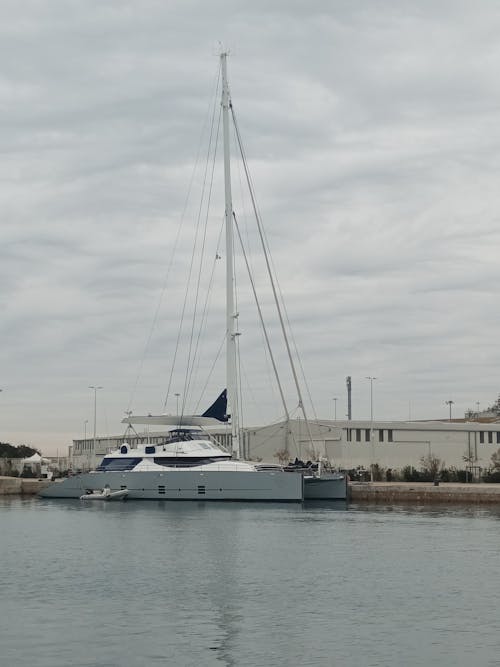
[1,1,500,452]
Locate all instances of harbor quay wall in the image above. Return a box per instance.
[0,476,52,496]
[349,482,500,504]
[2,475,500,504]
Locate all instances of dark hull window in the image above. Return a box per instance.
[96,457,142,471]
[153,457,229,468]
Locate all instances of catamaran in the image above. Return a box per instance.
[40,53,347,502]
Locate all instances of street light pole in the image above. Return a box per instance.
[174,393,180,418]
[333,397,337,421]
[445,399,454,422]
[84,419,89,471]
[366,377,377,482]
[366,377,377,421]
[89,386,103,466]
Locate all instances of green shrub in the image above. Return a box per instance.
[483,470,500,483]
[402,466,421,482]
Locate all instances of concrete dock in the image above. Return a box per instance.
[350,481,500,504]
[0,476,52,496]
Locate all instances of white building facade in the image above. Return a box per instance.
[69,419,500,474]
[243,419,500,472]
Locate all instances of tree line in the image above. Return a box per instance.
[0,442,39,459]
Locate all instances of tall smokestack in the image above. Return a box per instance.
[346,376,352,420]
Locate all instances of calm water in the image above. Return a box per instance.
[1,498,500,667]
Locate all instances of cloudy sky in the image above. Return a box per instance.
[2,0,500,454]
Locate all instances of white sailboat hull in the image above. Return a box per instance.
[40,469,304,501]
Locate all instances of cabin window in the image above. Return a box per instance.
[346,429,352,442]
[356,429,361,442]
[153,457,222,468]
[197,485,206,495]
[145,445,156,454]
[388,430,393,442]
[497,433,500,444]
[488,432,493,444]
[480,431,484,444]
[365,429,371,442]
[379,430,384,442]
[96,457,142,471]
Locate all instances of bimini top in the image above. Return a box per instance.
[122,390,229,427]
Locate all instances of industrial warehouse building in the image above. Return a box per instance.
[70,418,500,475]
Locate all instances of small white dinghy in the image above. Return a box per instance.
[80,485,128,501]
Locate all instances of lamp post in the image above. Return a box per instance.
[333,397,338,421]
[476,401,480,418]
[365,377,377,482]
[366,377,377,421]
[445,399,454,422]
[174,393,180,418]
[84,419,89,471]
[89,386,103,464]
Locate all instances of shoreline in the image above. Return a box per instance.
[2,476,500,505]
[0,476,52,496]
[349,481,500,504]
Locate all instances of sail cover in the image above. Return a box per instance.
[122,389,229,426]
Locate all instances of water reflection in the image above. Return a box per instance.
[349,501,500,520]
[2,496,500,666]
[302,499,348,512]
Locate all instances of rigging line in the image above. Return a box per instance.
[236,316,243,430]
[230,110,316,421]
[265,249,318,420]
[193,333,227,415]
[128,65,221,414]
[231,104,315,450]
[232,115,278,416]
[179,83,221,418]
[232,199,242,434]
[182,107,222,412]
[233,213,289,421]
[287,428,300,458]
[236,348,260,421]
[163,66,221,413]
[184,237,220,411]
[231,106,312,428]
[191,216,225,415]
[232,120,254,274]
[283,309,318,420]
[245,185,317,421]
[232,121,277,408]
[248,420,290,451]
[246,409,291,434]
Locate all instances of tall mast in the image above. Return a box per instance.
[221,52,240,459]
